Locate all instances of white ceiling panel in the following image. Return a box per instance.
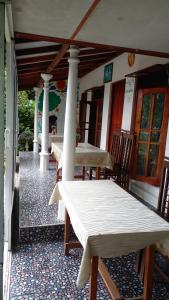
[12,0,93,39]
[12,0,169,54]
[76,0,169,53]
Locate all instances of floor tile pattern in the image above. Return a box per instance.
[19,152,61,228]
[10,239,169,300]
[19,225,64,244]
[10,151,169,299]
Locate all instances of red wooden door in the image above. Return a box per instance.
[108,79,125,150]
[133,87,169,185]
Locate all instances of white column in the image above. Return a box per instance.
[33,87,40,153]
[58,46,79,220]
[0,3,5,298]
[39,73,53,171]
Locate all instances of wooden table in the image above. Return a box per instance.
[51,142,112,181]
[51,180,169,300]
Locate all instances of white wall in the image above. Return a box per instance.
[100,83,111,150]
[80,53,169,94]
[80,53,169,150]
[121,77,136,131]
[80,66,104,95]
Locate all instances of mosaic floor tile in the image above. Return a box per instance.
[10,239,169,300]
[19,152,60,228]
[9,151,169,299]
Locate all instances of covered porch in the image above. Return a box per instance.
[1,1,169,299]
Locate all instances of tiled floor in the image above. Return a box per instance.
[9,239,169,300]
[19,152,61,227]
[9,152,169,299]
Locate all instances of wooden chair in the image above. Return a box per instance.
[116,132,134,190]
[154,157,169,282]
[104,131,134,191]
[157,158,169,221]
[88,130,124,180]
[104,130,124,181]
[137,158,169,282]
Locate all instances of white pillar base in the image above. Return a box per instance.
[39,152,49,171]
[57,200,65,221]
[33,140,39,153]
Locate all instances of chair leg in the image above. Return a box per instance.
[89,168,93,180]
[136,249,145,282]
[64,210,71,256]
[82,166,85,180]
[154,261,169,284]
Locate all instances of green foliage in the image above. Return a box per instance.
[18,127,34,143]
[18,90,35,134]
[18,90,35,151]
[18,127,34,151]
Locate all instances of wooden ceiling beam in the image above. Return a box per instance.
[17,53,56,65]
[79,49,117,57]
[18,60,105,77]
[17,49,117,66]
[38,0,102,86]
[15,32,169,58]
[16,44,61,57]
[18,61,50,71]
[17,53,116,71]
[18,58,111,76]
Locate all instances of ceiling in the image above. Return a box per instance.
[11,0,169,90]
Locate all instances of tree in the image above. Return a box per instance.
[18,90,35,150]
[18,90,35,134]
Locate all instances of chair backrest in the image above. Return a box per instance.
[110,130,123,169]
[121,132,134,173]
[157,157,169,220]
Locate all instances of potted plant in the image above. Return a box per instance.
[18,127,33,151]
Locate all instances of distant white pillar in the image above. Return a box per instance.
[39,74,53,171]
[58,45,79,220]
[33,87,40,153]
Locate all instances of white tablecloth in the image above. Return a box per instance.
[49,180,169,288]
[38,133,63,145]
[51,142,112,169]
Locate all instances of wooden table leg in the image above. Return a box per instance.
[64,210,82,256]
[89,168,93,180]
[143,245,154,300]
[82,166,85,180]
[64,210,71,256]
[89,256,99,300]
[98,258,121,300]
[56,161,58,182]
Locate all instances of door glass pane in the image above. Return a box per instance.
[152,93,164,129]
[151,132,160,142]
[139,132,149,141]
[141,95,151,129]
[147,144,159,177]
[136,143,148,176]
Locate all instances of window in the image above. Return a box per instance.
[133,87,169,185]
